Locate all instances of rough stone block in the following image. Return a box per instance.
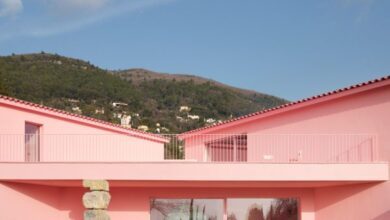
[84,210,110,220]
[83,180,109,191]
[83,191,111,209]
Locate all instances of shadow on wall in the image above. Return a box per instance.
[0,182,86,220]
[315,182,389,220]
[64,187,151,220]
[0,181,61,219]
[373,210,390,220]
[0,181,61,208]
[315,182,377,211]
[58,187,84,220]
[0,182,151,220]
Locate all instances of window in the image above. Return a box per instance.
[227,198,298,220]
[150,198,299,220]
[25,122,40,162]
[206,135,247,162]
[150,199,223,220]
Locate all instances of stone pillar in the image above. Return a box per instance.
[82,180,111,220]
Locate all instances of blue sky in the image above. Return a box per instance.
[0,0,389,100]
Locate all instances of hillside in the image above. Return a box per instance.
[114,68,273,96]
[0,53,288,133]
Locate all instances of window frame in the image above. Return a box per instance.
[24,121,43,162]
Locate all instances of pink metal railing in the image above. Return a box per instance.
[0,134,379,163]
[174,134,379,163]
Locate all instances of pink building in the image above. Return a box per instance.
[0,76,389,220]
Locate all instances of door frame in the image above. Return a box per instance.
[24,121,42,162]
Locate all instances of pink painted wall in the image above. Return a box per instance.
[0,181,315,220]
[184,86,389,163]
[0,182,61,220]
[184,85,390,219]
[0,103,164,162]
[314,182,390,220]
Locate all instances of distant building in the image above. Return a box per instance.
[188,114,200,120]
[121,115,131,128]
[112,102,128,107]
[95,108,105,114]
[179,106,191,112]
[71,106,82,114]
[137,125,149,131]
[67,98,80,104]
[205,118,216,124]
[53,60,62,65]
[176,116,185,122]
[161,127,170,132]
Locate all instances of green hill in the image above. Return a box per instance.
[0,52,288,133]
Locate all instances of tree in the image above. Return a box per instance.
[266,204,274,220]
[247,204,265,220]
[272,199,298,220]
[0,72,8,95]
[227,213,238,220]
[189,199,194,220]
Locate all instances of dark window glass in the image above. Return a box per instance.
[151,199,223,220]
[227,198,298,220]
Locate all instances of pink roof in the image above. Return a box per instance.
[181,75,390,136]
[0,95,167,143]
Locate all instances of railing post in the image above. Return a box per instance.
[287,134,290,163]
[233,135,237,162]
[373,134,378,162]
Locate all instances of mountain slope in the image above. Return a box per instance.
[0,53,288,133]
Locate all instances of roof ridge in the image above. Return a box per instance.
[181,75,390,135]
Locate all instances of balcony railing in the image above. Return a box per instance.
[0,134,378,163]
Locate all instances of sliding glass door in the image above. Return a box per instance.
[151,198,298,220]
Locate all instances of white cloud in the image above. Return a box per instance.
[31,0,175,36]
[43,0,109,13]
[0,0,23,17]
[55,0,108,9]
[338,0,376,23]
[0,0,176,41]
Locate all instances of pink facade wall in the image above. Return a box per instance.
[184,87,389,163]
[0,182,61,220]
[222,88,389,161]
[185,85,390,219]
[0,103,164,162]
[0,181,315,220]
[314,182,390,220]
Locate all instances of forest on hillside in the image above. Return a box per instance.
[0,53,287,133]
